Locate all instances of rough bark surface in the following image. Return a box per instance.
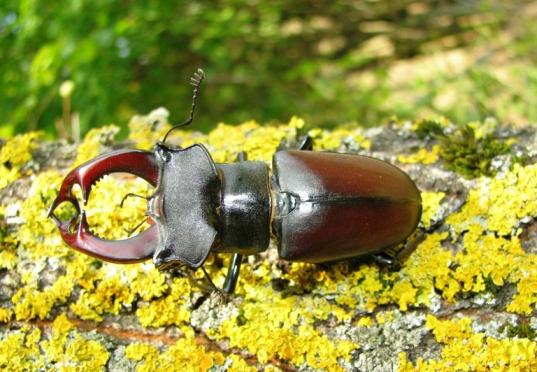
[0,112,536,371]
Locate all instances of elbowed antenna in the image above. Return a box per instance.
[161,68,205,144]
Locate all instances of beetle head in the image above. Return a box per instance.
[48,150,160,263]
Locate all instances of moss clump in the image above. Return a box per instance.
[503,322,537,340]
[409,118,516,178]
[438,124,511,178]
[414,119,444,140]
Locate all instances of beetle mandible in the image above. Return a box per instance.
[48,69,422,293]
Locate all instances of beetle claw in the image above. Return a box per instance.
[49,150,160,263]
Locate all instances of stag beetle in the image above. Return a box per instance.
[48,69,422,293]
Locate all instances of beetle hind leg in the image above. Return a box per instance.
[373,230,426,270]
[372,251,400,270]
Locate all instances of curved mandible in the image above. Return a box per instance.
[48,150,160,263]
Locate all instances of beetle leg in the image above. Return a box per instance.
[186,269,216,294]
[201,266,227,296]
[372,251,400,270]
[392,230,427,263]
[373,230,427,270]
[276,134,314,152]
[222,253,243,294]
[236,151,247,162]
[297,135,313,151]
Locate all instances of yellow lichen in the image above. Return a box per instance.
[128,107,172,150]
[41,314,75,362]
[0,132,41,189]
[0,165,21,190]
[136,278,191,328]
[42,314,109,370]
[398,315,537,371]
[425,314,473,343]
[375,311,394,325]
[215,285,358,370]
[12,275,74,320]
[125,343,160,369]
[397,145,440,165]
[420,191,445,229]
[70,271,134,321]
[1,117,536,370]
[0,315,109,371]
[0,248,17,270]
[308,126,371,151]
[356,317,373,327]
[85,175,152,240]
[0,308,12,323]
[448,163,537,236]
[73,125,119,167]
[0,327,44,370]
[125,335,227,372]
[13,170,68,259]
[227,354,257,372]
[0,132,41,166]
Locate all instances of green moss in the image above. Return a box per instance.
[438,124,511,178]
[414,119,445,140]
[411,118,519,178]
[503,322,537,340]
[483,276,503,295]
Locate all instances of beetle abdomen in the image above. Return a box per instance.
[272,151,422,263]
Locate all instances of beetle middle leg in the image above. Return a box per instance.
[297,135,313,151]
[277,134,313,152]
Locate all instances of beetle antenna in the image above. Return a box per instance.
[161,68,205,144]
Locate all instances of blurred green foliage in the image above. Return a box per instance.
[1,0,536,138]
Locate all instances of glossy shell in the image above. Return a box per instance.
[272,150,422,263]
